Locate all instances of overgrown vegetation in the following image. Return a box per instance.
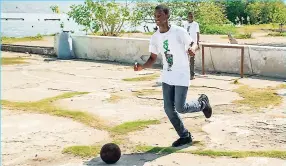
[135,145,286,159]
[200,24,237,35]
[1,34,43,44]
[267,32,286,37]
[110,120,160,135]
[233,85,285,108]
[62,145,101,158]
[133,89,161,96]
[1,57,29,65]
[105,93,125,103]
[2,92,107,129]
[235,32,253,39]
[122,74,159,82]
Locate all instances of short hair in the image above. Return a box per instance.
[155,4,170,16]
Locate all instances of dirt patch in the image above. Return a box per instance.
[2,51,286,166]
[128,111,286,152]
[1,110,109,166]
[143,153,286,166]
[56,94,165,126]
[202,114,286,151]
[128,115,208,150]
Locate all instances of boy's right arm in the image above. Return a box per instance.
[143,35,158,69]
[134,35,158,71]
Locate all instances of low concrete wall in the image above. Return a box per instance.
[69,35,163,65]
[54,35,286,79]
[2,44,56,56]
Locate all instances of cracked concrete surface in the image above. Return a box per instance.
[2,51,286,166]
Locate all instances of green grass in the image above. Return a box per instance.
[105,93,125,103]
[62,145,101,158]
[2,92,107,129]
[135,145,286,159]
[267,32,286,37]
[135,145,181,154]
[1,57,29,65]
[201,24,237,35]
[231,79,240,85]
[236,24,279,33]
[275,84,286,89]
[143,32,154,35]
[235,33,253,39]
[133,89,161,96]
[190,150,286,159]
[62,144,286,160]
[122,74,159,82]
[233,85,284,108]
[2,34,43,44]
[110,120,160,135]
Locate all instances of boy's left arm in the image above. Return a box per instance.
[181,29,195,56]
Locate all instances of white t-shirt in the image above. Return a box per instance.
[149,25,193,87]
[184,21,200,43]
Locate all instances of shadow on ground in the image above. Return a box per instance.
[84,145,191,166]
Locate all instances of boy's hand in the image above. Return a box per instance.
[134,63,143,71]
[188,48,195,56]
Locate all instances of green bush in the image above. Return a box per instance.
[200,24,237,35]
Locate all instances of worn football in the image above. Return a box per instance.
[100,143,121,164]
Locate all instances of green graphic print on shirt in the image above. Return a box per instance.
[163,39,173,71]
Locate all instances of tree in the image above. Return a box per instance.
[67,0,136,36]
[272,4,286,32]
[67,1,98,34]
[223,0,248,24]
[196,1,229,25]
[50,5,60,14]
[246,0,286,25]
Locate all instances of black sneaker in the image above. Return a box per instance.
[172,132,192,147]
[199,94,212,118]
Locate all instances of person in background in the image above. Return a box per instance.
[184,12,200,80]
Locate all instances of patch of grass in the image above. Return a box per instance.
[62,145,101,158]
[133,89,161,96]
[233,85,283,108]
[234,32,253,39]
[135,145,286,159]
[236,24,278,33]
[122,74,159,82]
[105,94,124,103]
[143,32,154,35]
[1,57,29,65]
[110,120,160,135]
[274,84,286,89]
[190,150,286,159]
[2,34,43,44]
[267,32,286,37]
[123,30,141,33]
[2,92,108,129]
[135,145,180,154]
[201,24,237,35]
[231,79,241,85]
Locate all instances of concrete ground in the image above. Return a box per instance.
[2,51,286,166]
